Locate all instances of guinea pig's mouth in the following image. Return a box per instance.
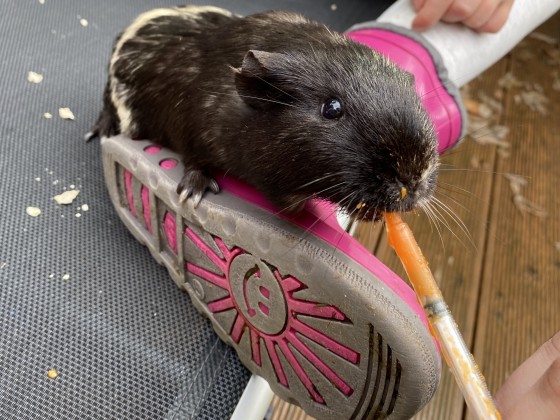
[342,185,428,222]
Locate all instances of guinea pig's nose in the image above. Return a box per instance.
[395,178,409,200]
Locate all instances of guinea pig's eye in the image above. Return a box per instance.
[321,98,343,119]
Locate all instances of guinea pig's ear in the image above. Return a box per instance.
[233,50,293,109]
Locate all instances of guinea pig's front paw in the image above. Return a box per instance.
[176,169,220,207]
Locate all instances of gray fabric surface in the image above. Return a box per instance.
[0,1,391,419]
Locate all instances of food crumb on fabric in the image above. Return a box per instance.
[62,274,70,281]
[79,18,88,27]
[0,262,7,269]
[81,204,89,211]
[38,0,45,4]
[75,213,81,218]
[44,112,53,119]
[330,4,337,11]
[35,177,41,182]
[26,207,41,217]
[58,107,75,120]
[53,190,80,205]
[47,369,58,379]
[27,71,43,84]
[49,273,54,278]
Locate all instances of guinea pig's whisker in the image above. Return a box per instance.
[295,172,341,190]
[237,93,297,108]
[431,197,474,247]
[418,82,465,102]
[426,200,473,251]
[419,202,446,249]
[439,167,497,174]
[197,87,298,108]
[250,73,297,101]
[436,182,475,200]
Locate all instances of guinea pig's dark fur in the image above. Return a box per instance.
[90,5,439,220]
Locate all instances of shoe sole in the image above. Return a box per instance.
[101,135,440,419]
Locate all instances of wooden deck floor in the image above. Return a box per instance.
[270,11,560,420]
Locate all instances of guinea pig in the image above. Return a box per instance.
[88,5,439,221]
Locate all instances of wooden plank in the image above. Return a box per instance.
[270,395,313,420]
[470,12,560,419]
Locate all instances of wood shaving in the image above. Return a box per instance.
[468,118,510,149]
[528,32,558,45]
[516,49,535,62]
[27,71,43,84]
[497,148,511,159]
[503,173,547,218]
[497,72,522,90]
[26,207,41,217]
[464,99,492,119]
[53,189,80,205]
[478,92,503,116]
[469,156,491,170]
[545,48,560,66]
[79,18,88,27]
[47,369,58,379]
[58,107,75,120]
[555,242,560,252]
[552,71,560,92]
[516,90,549,115]
[44,112,52,119]
[513,195,548,218]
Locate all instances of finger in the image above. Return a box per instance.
[441,0,483,23]
[462,0,503,30]
[495,331,560,414]
[500,359,560,420]
[477,0,514,33]
[411,0,427,12]
[412,0,454,31]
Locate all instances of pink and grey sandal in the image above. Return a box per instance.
[101,134,440,419]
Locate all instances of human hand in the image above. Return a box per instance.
[494,331,560,419]
[411,0,514,33]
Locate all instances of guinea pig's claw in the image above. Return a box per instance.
[84,131,97,142]
[209,179,220,194]
[178,188,191,204]
[177,170,220,207]
[192,192,203,208]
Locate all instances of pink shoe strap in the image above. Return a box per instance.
[346,23,466,153]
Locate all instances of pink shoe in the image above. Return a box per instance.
[101,135,440,419]
[346,22,466,153]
